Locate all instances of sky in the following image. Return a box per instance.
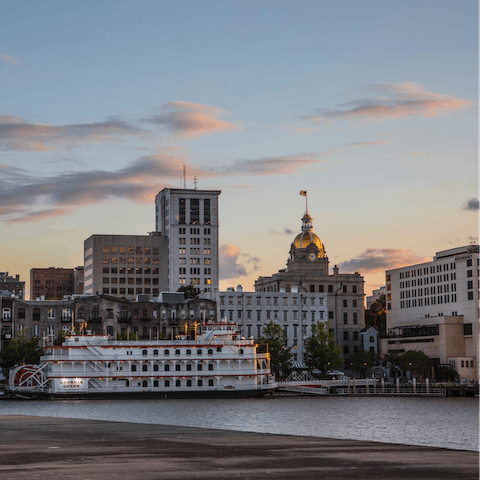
[1,0,478,300]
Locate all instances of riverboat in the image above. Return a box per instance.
[8,321,276,399]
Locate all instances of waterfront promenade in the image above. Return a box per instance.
[0,415,478,479]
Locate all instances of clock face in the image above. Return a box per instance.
[309,253,316,261]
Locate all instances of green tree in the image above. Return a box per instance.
[365,295,386,335]
[305,321,342,375]
[397,350,433,380]
[256,321,292,376]
[177,285,199,300]
[345,349,374,378]
[0,332,43,370]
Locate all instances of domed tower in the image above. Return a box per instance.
[287,211,329,274]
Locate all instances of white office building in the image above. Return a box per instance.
[155,188,221,293]
[382,244,479,380]
[219,285,328,365]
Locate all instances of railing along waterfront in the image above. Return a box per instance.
[337,386,446,396]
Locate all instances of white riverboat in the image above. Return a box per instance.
[8,321,276,399]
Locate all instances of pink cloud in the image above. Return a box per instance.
[141,101,238,138]
[339,248,431,274]
[303,83,474,125]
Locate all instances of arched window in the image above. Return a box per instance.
[197,379,203,387]
[142,349,147,356]
[197,364,203,371]
[153,380,159,387]
[208,349,213,355]
[153,364,159,371]
[165,380,170,387]
[208,379,214,386]
[175,364,181,371]
[142,380,148,387]
[197,349,202,355]
[186,364,192,371]
[186,349,191,355]
[165,364,170,371]
[131,365,137,372]
[175,380,181,387]
[175,349,180,355]
[153,349,158,356]
[239,349,244,355]
[2,308,11,320]
[369,336,374,343]
[164,349,170,356]
[47,309,55,319]
[208,364,214,371]
[187,380,192,387]
[142,364,148,371]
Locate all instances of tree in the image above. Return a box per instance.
[397,350,433,381]
[256,321,292,376]
[305,321,342,375]
[0,332,43,370]
[177,285,199,300]
[345,349,374,378]
[365,295,386,335]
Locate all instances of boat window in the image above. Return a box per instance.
[125,380,129,387]
[217,347,222,352]
[175,380,181,387]
[165,380,170,387]
[142,380,148,387]
[187,380,192,387]
[208,349,213,355]
[208,379,214,386]
[175,349,181,355]
[142,349,147,356]
[186,349,191,355]
[153,364,159,371]
[154,380,159,387]
[197,349,202,355]
[142,364,148,371]
[198,364,203,371]
[208,364,214,371]
[239,349,244,355]
[175,364,181,371]
[153,350,158,356]
[186,364,192,371]
[164,349,169,356]
[165,365,170,371]
[131,365,137,372]
[198,380,203,387]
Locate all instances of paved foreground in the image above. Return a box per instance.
[0,415,478,479]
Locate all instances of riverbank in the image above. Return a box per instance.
[0,415,478,479]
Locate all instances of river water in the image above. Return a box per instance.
[1,396,478,451]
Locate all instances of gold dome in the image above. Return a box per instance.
[293,232,325,258]
[291,211,325,258]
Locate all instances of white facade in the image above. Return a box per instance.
[155,188,221,293]
[366,286,386,310]
[384,245,479,379]
[219,286,328,365]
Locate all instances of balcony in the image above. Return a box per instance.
[117,316,131,323]
[88,317,102,324]
[140,317,151,322]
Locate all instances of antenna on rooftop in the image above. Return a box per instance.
[194,176,197,190]
[183,164,187,189]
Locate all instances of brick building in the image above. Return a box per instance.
[30,267,75,300]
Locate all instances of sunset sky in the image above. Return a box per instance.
[1,1,478,300]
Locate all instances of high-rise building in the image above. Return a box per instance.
[155,188,221,293]
[381,244,479,381]
[30,267,74,300]
[83,234,169,299]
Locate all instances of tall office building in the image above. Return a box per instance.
[381,244,479,380]
[155,188,221,293]
[30,267,74,300]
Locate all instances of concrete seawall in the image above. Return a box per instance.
[0,415,478,479]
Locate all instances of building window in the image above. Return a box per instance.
[353,312,358,324]
[328,311,334,319]
[343,331,349,340]
[468,292,474,300]
[352,285,357,293]
[343,312,348,324]
[342,285,347,293]
[343,299,347,308]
